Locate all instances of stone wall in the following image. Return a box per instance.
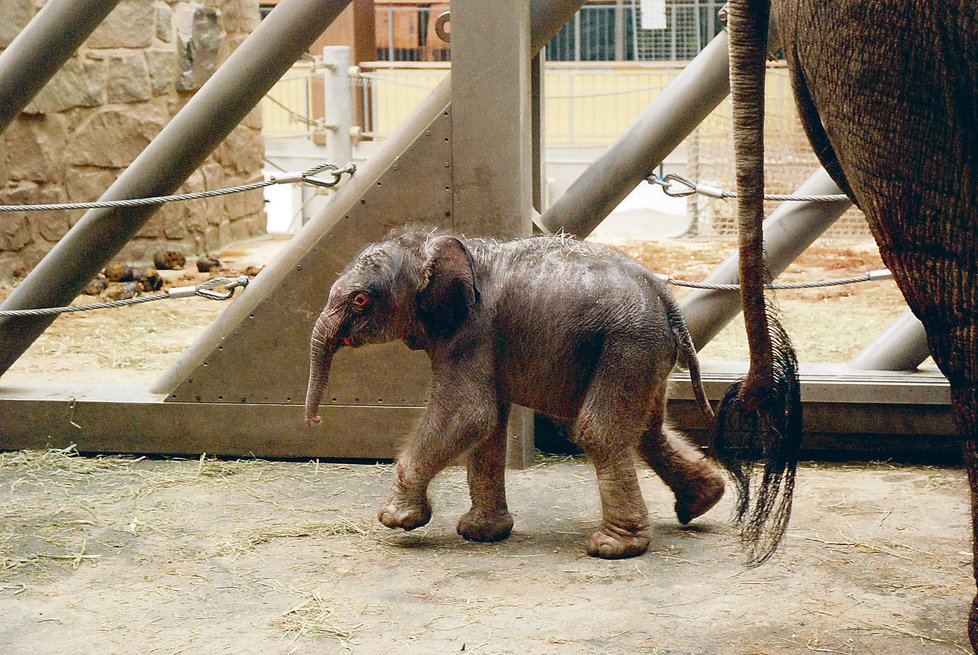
[0,0,267,281]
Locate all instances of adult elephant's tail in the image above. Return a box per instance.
[715,0,803,566]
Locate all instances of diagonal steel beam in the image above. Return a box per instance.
[850,309,931,371]
[0,0,353,377]
[539,29,731,237]
[0,0,123,135]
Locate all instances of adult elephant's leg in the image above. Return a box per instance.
[457,402,515,542]
[783,4,978,643]
[956,388,978,647]
[637,380,725,525]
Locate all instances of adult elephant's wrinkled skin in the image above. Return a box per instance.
[725,0,978,648]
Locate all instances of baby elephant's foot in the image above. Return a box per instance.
[674,465,726,525]
[586,524,651,560]
[378,495,431,531]
[457,508,514,543]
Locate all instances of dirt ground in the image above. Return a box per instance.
[2,234,967,654]
[0,450,971,654]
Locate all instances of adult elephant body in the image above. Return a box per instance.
[725,0,978,648]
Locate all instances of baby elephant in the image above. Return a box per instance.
[305,228,724,559]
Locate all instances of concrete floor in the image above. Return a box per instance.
[0,454,972,654]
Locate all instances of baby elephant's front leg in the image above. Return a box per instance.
[457,407,514,542]
[379,391,498,532]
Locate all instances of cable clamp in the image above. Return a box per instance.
[647,173,700,198]
[270,172,304,185]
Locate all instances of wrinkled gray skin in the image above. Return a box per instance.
[305,228,724,559]
[728,0,978,645]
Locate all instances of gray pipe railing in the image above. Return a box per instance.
[850,310,931,371]
[0,0,123,134]
[0,0,354,376]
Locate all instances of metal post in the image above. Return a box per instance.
[614,0,626,61]
[451,0,535,466]
[538,30,731,236]
[680,167,853,350]
[323,46,354,166]
[0,0,123,135]
[0,0,354,377]
[532,52,545,212]
[850,310,931,371]
[452,0,533,239]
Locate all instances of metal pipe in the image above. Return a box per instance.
[0,0,123,134]
[850,309,931,371]
[323,46,354,166]
[538,30,731,236]
[680,167,853,351]
[0,0,353,377]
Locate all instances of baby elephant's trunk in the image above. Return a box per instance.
[305,310,339,426]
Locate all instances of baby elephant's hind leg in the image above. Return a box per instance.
[639,383,725,524]
[574,347,654,559]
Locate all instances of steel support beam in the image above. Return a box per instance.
[0,0,354,377]
[850,309,931,371]
[451,0,534,238]
[0,366,956,461]
[681,167,853,350]
[0,0,123,135]
[451,0,535,465]
[538,30,731,237]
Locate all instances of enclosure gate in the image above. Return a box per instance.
[0,0,955,465]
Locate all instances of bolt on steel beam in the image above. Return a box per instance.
[0,0,123,135]
[0,0,354,377]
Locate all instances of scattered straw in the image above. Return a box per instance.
[277,592,363,648]
[205,519,378,560]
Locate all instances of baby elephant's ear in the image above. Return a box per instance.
[418,236,479,336]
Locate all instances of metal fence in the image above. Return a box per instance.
[372,1,725,63]
[545,0,724,62]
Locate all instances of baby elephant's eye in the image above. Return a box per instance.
[351,292,372,311]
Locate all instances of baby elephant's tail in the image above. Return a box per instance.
[662,297,714,430]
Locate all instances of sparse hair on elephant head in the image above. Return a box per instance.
[304,229,479,426]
